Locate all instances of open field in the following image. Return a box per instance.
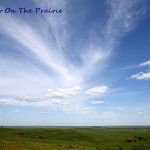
[0,126,150,150]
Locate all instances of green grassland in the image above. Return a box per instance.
[0,126,150,150]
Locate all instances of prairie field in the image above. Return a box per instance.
[0,126,150,150]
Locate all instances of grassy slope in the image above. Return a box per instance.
[0,127,150,150]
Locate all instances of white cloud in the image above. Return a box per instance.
[131,71,150,80]
[91,100,104,104]
[140,60,150,67]
[130,60,150,80]
[46,86,81,99]
[13,109,20,112]
[85,86,109,96]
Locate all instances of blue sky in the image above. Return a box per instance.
[0,0,150,126]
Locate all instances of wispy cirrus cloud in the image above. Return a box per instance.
[105,0,146,48]
[0,0,147,113]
